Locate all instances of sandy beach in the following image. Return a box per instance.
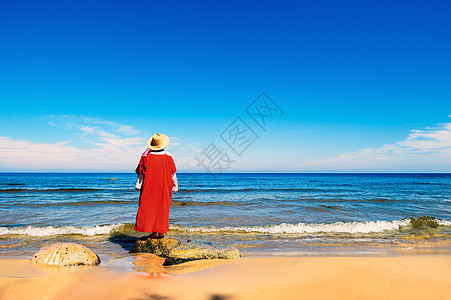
[1,255,450,300]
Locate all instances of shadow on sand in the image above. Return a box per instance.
[108,233,140,252]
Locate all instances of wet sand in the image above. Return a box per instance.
[0,255,450,299]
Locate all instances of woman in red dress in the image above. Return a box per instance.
[134,133,178,239]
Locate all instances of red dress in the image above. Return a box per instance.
[134,151,177,233]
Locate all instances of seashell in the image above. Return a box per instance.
[31,243,100,267]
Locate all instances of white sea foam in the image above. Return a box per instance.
[0,224,122,237]
[170,219,413,234]
[438,219,451,226]
[1,219,449,237]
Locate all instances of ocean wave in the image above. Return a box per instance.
[176,187,341,193]
[172,200,242,206]
[0,224,123,237]
[6,200,238,208]
[170,220,412,234]
[437,219,451,226]
[0,188,105,193]
[9,200,134,207]
[1,218,449,237]
[0,186,354,194]
[171,218,451,234]
[366,198,397,203]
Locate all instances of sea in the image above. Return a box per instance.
[1,173,450,258]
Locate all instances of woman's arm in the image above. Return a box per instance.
[172,173,178,193]
[135,174,143,191]
[135,150,148,191]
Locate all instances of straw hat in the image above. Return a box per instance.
[146,133,169,150]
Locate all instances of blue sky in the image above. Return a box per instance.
[0,0,450,172]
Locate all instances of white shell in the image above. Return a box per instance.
[31,243,100,266]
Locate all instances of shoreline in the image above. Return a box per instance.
[1,254,450,299]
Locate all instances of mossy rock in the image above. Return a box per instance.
[31,243,100,267]
[129,237,181,256]
[129,237,240,265]
[409,216,439,229]
[164,240,241,266]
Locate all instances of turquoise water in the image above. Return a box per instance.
[1,173,450,257]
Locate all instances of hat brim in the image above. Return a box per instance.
[146,134,170,150]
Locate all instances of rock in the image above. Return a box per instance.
[129,237,241,266]
[164,240,241,266]
[408,216,439,229]
[129,237,181,256]
[31,243,100,267]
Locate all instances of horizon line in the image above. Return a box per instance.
[1,172,450,175]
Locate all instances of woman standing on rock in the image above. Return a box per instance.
[134,133,178,239]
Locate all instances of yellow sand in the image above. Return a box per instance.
[0,255,450,299]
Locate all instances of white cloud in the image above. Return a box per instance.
[47,115,142,136]
[0,136,139,171]
[298,121,451,172]
[0,116,147,171]
[8,114,450,172]
[0,115,201,172]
